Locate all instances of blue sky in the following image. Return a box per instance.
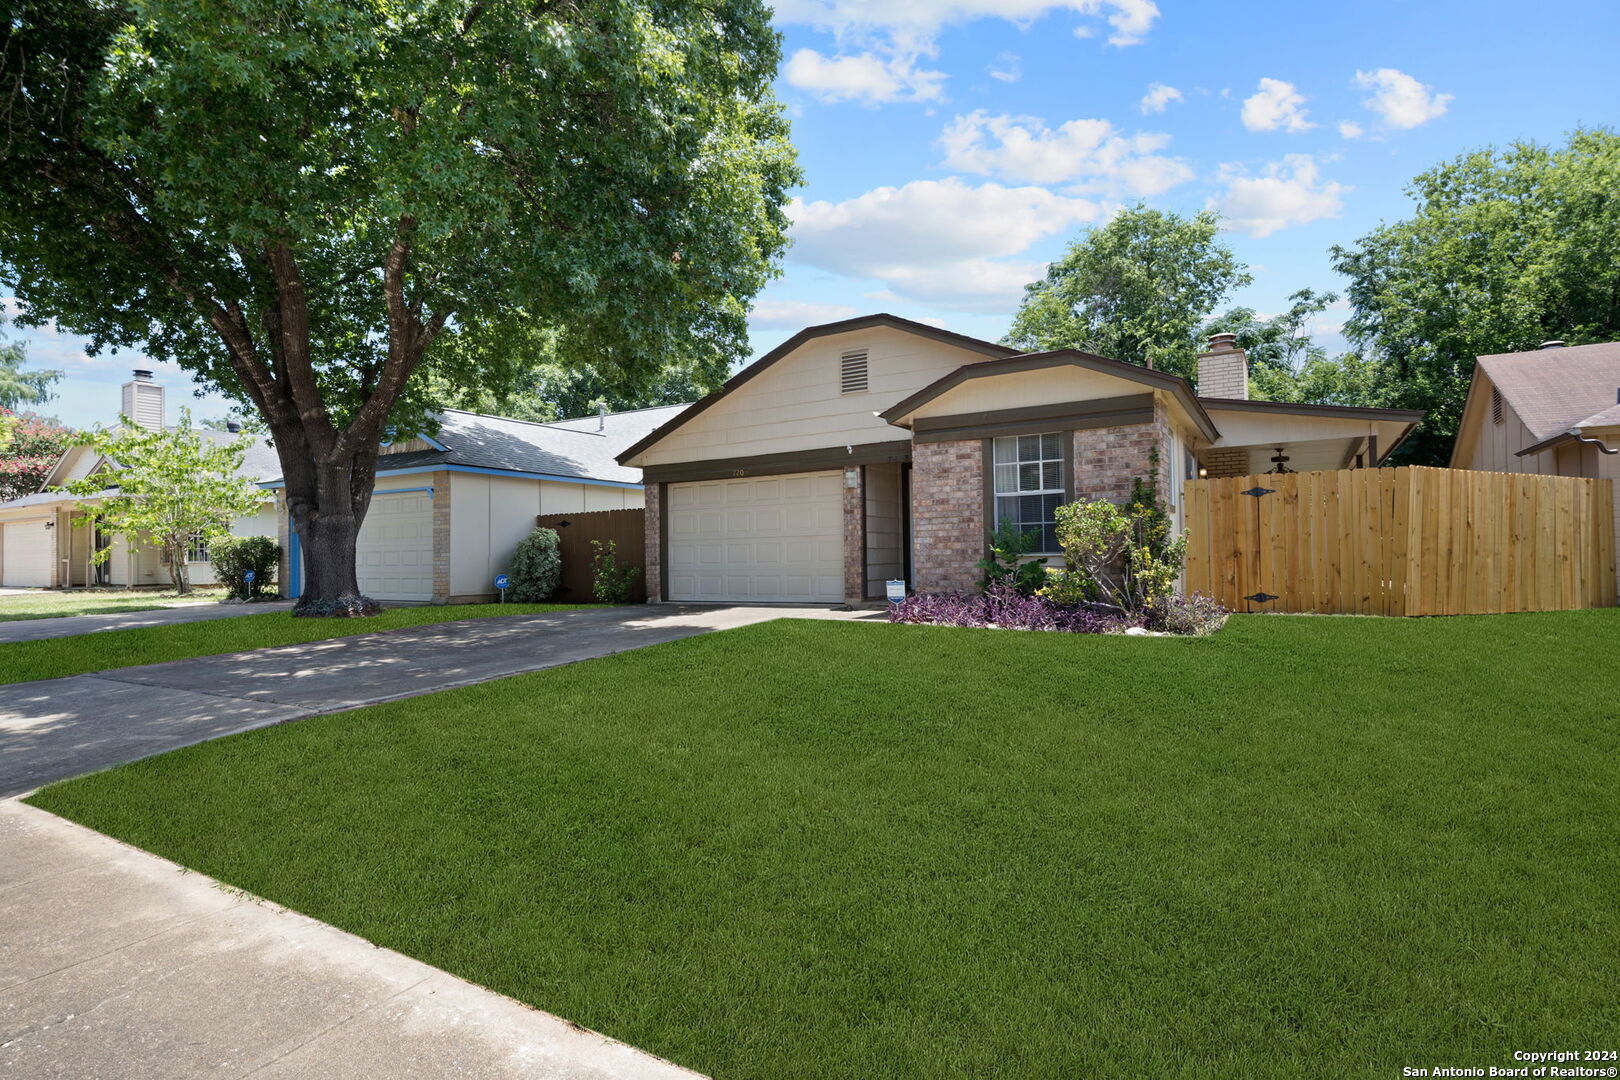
[11,0,1619,427]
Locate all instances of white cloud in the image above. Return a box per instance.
[1353,68,1452,129]
[1208,155,1350,237]
[788,178,1102,310]
[1337,120,1364,140]
[988,51,1022,83]
[939,111,1192,195]
[1240,78,1315,133]
[1139,82,1183,114]
[784,44,946,104]
[749,300,862,329]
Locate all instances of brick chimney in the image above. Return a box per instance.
[120,369,165,430]
[1197,333,1248,400]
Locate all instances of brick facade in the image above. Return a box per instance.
[842,467,865,603]
[643,481,663,602]
[431,470,451,604]
[1073,401,1172,506]
[911,439,984,593]
[1200,446,1250,479]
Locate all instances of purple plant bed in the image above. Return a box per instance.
[887,585,1228,636]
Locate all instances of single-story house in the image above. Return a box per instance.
[0,371,280,589]
[617,313,1424,605]
[268,404,685,604]
[1451,338,1620,589]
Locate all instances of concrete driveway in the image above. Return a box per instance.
[0,599,295,644]
[0,604,878,799]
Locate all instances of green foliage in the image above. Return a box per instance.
[0,0,799,605]
[60,410,266,594]
[589,539,641,604]
[1202,289,1341,401]
[975,521,1048,595]
[1331,127,1620,464]
[508,527,562,602]
[1042,477,1187,614]
[209,535,279,600]
[1006,206,1251,380]
[0,410,75,502]
[0,310,61,410]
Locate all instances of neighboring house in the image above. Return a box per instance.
[0,371,279,589]
[1451,338,1620,591]
[618,313,1424,604]
[267,404,684,604]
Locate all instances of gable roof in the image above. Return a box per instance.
[880,349,1221,443]
[263,404,690,489]
[1475,341,1620,442]
[36,428,280,495]
[615,313,1018,466]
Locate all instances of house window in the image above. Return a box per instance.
[187,534,210,563]
[993,432,1064,554]
[840,350,869,394]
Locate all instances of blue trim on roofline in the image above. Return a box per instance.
[259,463,641,491]
[371,485,435,496]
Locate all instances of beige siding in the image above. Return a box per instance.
[635,326,997,467]
[904,365,1146,421]
[864,462,904,596]
[448,474,641,598]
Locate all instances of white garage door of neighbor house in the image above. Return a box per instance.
[2,519,54,587]
[667,471,844,603]
[356,491,433,601]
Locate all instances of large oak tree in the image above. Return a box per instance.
[0,0,797,612]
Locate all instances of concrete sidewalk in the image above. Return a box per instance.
[1,604,879,798]
[0,600,295,644]
[0,799,705,1079]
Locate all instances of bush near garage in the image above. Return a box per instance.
[210,535,279,600]
[508,527,562,601]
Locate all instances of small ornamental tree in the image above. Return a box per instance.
[62,411,266,594]
[1041,475,1187,615]
[0,410,75,502]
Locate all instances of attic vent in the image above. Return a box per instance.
[840,350,869,394]
[1491,387,1504,425]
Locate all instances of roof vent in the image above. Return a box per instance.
[840,350,869,394]
[597,400,607,431]
[1539,340,1566,350]
[1491,387,1503,425]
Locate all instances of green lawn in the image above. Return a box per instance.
[0,602,595,684]
[27,613,1620,1079]
[0,588,215,622]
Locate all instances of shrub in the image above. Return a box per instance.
[976,521,1049,595]
[1143,593,1229,636]
[1045,495,1187,614]
[889,584,1122,634]
[507,527,562,601]
[209,535,279,600]
[590,539,641,604]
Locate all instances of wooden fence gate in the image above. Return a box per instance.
[535,508,647,603]
[1183,466,1615,615]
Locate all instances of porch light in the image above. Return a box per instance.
[1197,466,1208,478]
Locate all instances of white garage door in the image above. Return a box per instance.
[667,472,843,603]
[2,519,54,587]
[357,492,433,601]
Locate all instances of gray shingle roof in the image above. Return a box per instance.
[369,405,688,487]
[1477,341,1620,441]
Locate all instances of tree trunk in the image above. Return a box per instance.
[168,542,191,594]
[286,458,383,617]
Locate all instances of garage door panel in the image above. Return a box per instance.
[667,471,842,603]
[2,520,54,587]
[356,492,432,601]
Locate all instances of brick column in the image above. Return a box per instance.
[644,481,663,603]
[431,470,451,604]
[843,466,865,603]
[911,439,984,594]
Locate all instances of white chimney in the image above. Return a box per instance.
[1197,333,1249,400]
[120,369,165,429]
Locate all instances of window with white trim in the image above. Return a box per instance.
[992,432,1064,554]
[187,534,210,563]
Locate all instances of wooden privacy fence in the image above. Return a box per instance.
[1184,466,1616,616]
[535,508,647,603]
